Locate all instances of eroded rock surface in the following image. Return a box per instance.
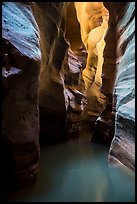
[75,2,108,123]
[31,2,69,144]
[64,2,88,138]
[2,2,135,195]
[108,2,135,171]
[64,48,87,138]
[2,2,41,191]
[93,2,135,170]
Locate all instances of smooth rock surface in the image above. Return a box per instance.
[2,2,41,190]
[31,3,69,143]
[107,2,135,171]
[75,2,108,121]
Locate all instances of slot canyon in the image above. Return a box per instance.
[1,2,135,202]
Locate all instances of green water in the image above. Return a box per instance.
[2,139,135,202]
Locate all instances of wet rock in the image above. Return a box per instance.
[91,113,115,146]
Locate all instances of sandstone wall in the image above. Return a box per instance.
[2,2,135,194]
[64,48,87,137]
[31,3,69,143]
[92,2,135,157]
[74,2,109,122]
[64,2,87,137]
[2,2,41,191]
[107,2,135,171]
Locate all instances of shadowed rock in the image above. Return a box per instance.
[2,2,41,191]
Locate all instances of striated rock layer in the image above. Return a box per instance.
[74,2,108,123]
[95,2,135,170]
[1,2,135,194]
[64,2,87,138]
[31,2,70,144]
[91,2,118,145]
[64,48,87,138]
[107,2,135,171]
[85,2,135,170]
[2,2,41,191]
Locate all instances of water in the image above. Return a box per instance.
[1,139,135,202]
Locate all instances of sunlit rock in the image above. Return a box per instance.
[75,2,108,122]
[31,2,69,143]
[1,2,135,195]
[64,48,87,137]
[65,3,88,138]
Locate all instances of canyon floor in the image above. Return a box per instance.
[1,133,135,202]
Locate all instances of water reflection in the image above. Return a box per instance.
[1,139,135,202]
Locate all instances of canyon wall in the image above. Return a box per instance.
[2,2,41,191]
[64,2,87,137]
[74,2,135,170]
[31,2,70,144]
[1,2,86,191]
[74,2,109,124]
[106,2,135,171]
[92,3,135,163]
[1,1,135,193]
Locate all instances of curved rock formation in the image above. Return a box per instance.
[2,1,135,193]
[75,2,109,123]
[64,48,87,138]
[31,2,70,144]
[64,2,87,138]
[93,2,135,170]
[2,2,41,191]
[107,2,135,171]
